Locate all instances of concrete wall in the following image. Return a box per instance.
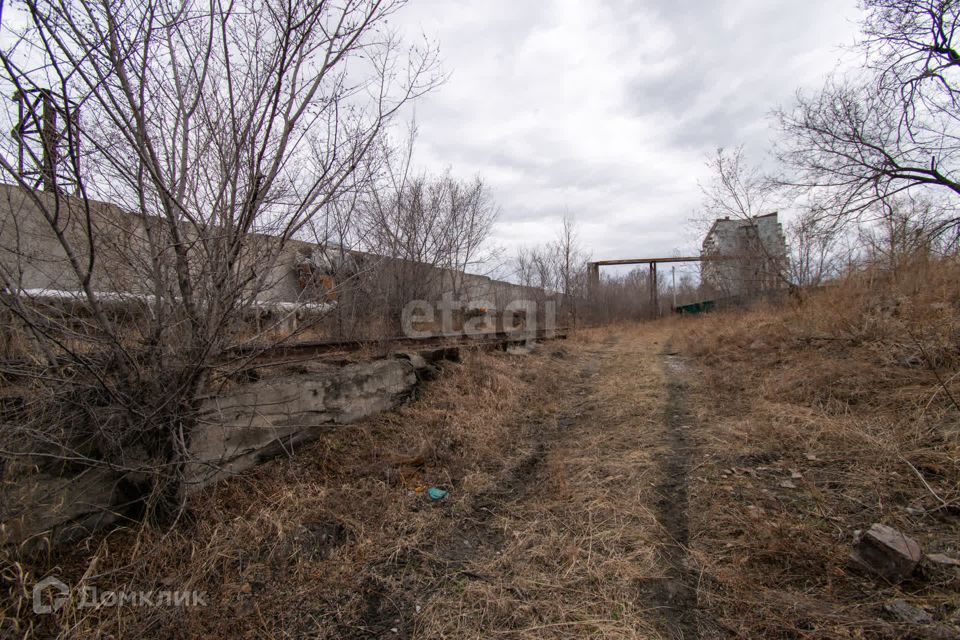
[0,184,154,295]
[0,184,537,320]
[1,350,452,546]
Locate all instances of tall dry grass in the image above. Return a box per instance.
[673,254,960,637]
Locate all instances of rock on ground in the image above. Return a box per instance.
[850,523,922,582]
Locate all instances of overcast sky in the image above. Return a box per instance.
[392,0,864,271]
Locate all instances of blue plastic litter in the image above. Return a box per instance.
[427,487,448,501]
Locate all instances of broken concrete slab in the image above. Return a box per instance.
[0,468,120,546]
[851,523,923,582]
[188,357,427,489]
[4,351,452,545]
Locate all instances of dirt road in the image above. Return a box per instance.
[385,328,709,639]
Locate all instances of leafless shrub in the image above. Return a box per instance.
[0,0,440,522]
[859,194,960,270]
[359,161,499,332]
[787,208,846,287]
[513,215,589,326]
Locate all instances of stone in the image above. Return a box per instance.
[851,523,923,582]
[506,341,536,355]
[884,600,933,625]
[395,352,428,370]
[926,553,960,567]
[779,480,797,489]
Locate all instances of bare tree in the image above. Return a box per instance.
[862,0,960,124]
[0,0,440,521]
[357,126,498,333]
[787,208,845,286]
[776,79,960,216]
[859,193,959,270]
[698,146,789,295]
[584,267,654,323]
[699,146,776,222]
[512,244,558,322]
[554,214,589,325]
[508,216,589,328]
[776,1,960,230]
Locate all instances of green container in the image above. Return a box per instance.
[674,300,715,315]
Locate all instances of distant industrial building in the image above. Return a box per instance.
[0,184,539,337]
[700,213,788,297]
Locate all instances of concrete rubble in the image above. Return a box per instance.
[884,600,933,625]
[850,523,923,582]
[925,553,960,568]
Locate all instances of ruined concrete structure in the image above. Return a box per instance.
[1,348,459,544]
[700,212,788,296]
[0,184,554,545]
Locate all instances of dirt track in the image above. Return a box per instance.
[365,328,710,638]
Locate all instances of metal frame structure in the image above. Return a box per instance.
[11,88,81,193]
[587,256,706,318]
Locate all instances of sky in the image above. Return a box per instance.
[391,0,864,272]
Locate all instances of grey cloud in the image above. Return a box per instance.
[393,0,863,259]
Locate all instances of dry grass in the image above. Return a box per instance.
[413,327,670,638]
[672,255,960,638]
[3,323,689,639]
[2,340,586,638]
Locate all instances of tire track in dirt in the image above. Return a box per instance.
[351,341,615,638]
[355,334,709,638]
[643,347,701,639]
[425,338,615,564]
